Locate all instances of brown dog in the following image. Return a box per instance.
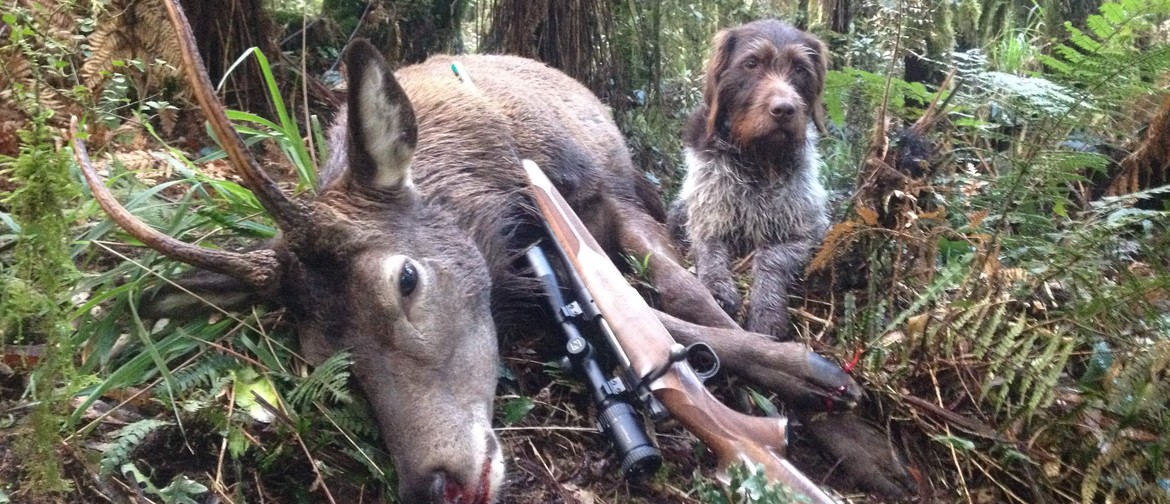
[670,19,830,340]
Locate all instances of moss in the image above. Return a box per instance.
[0,106,81,494]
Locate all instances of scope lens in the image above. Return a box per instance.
[598,400,662,481]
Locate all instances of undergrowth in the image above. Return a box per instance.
[812,0,1170,501]
[1,0,1168,502]
[0,105,81,492]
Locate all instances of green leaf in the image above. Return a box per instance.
[931,434,976,452]
[157,474,209,504]
[746,389,779,417]
[233,367,282,423]
[500,396,535,425]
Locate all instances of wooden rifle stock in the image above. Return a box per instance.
[522,160,836,503]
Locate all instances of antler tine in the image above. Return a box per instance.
[161,0,310,232]
[71,117,281,291]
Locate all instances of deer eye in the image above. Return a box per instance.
[399,261,418,297]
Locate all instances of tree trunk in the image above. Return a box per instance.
[482,0,617,101]
[903,0,954,107]
[324,0,469,64]
[180,0,279,113]
[1103,93,1170,207]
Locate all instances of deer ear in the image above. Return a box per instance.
[140,269,267,319]
[344,39,418,191]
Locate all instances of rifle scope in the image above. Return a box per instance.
[526,244,663,481]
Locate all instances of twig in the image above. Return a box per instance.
[330,2,375,73]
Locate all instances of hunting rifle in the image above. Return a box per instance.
[522,160,837,503]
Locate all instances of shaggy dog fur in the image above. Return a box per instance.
[670,19,830,340]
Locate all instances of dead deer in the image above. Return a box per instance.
[72,2,916,503]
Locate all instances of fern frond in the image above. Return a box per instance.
[971,303,1006,360]
[1007,327,1049,416]
[166,353,239,397]
[327,399,381,439]
[1025,330,1073,415]
[981,314,1027,416]
[100,419,172,475]
[808,220,859,273]
[288,351,354,411]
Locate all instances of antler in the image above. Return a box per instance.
[70,117,281,290]
[160,0,311,233]
[70,0,318,289]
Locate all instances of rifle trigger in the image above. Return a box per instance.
[639,343,688,388]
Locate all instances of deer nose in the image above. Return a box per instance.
[769,98,797,118]
[428,469,482,504]
[429,470,449,503]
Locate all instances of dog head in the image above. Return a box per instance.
[699,20,827,153]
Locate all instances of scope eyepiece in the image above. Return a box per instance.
[598,399,662,481]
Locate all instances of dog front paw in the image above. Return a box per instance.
[709,281,742,318]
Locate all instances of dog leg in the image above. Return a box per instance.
[694,236,742,318]
[747,239,814,340]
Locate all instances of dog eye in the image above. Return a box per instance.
[743,58,758,69]
[399,261,418,297]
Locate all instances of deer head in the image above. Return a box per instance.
[72,3,504,503]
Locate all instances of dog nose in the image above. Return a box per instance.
[769,98,797,118]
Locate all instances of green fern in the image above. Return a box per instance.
[1076,339,1170,502]
[99,419,172,475]
[287,351,354,411]
[165,353,240,398]
[1040,0,1170,121]
[969,302,1006,360]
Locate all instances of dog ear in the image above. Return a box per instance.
[808,37,830,135]
[704,29,737,140]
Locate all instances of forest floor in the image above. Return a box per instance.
[0,332,862,503]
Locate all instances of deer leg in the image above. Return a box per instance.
[611,203,739,329]
[796,413,917,500]
[654,309,860,410]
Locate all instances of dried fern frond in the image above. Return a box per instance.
[81,0,183,93]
